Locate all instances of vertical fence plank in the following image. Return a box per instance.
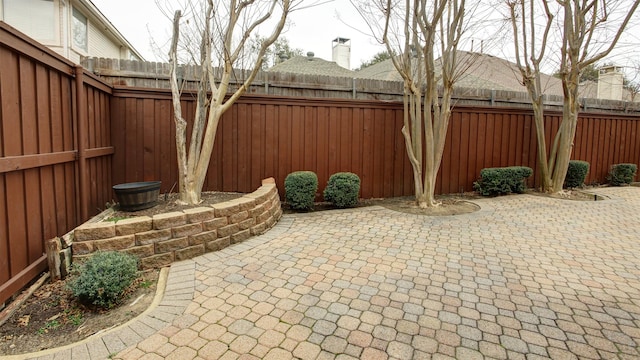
[476,112,487,174]
[451,112,464,193]
[467,112,479,190]
[250,103,265,189]
[0,175,8,286]
[508,113,518,166]
[6,172,27,276]
[236,103,250,192]
[327,107,339,180]
[290,105,303,173]
[629,120,640,166]
[340,107,353,173]
[372,109,385,198]
[598,118,608,181]
[304,106,317,173]
[264,104,278,182]
[361,108,374,198]
[392,109,405,197]
[142,98,155,182]
[458,112,471,192]
[316,106,329,191]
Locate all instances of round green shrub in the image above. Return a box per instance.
[607,163,637,186]
[473,166,533,196]
[324,172,361,208]
[285,171,318,211]
[564,160,590,188]
[68,251,139,309]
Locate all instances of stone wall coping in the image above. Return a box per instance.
[116,216,152,225]
[152,211,187,221]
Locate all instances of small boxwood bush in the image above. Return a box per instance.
[564,160,590,188]
[607,163,637,186]
[324,172,361,208]
[285,171,318,211]
[473,166,533,196]
[68,251,139,309]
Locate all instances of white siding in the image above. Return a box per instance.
[1,0,61,46]
[1,0,138,63]
[86,21,120,58]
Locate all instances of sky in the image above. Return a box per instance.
[91,0,639,76]
[91,0,388,69]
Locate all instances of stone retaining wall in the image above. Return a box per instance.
[72,178,282,268]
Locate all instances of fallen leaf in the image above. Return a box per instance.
[17,315,30,327]
[35,291,52,299]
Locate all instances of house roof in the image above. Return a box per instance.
[355,51,565,96]
[268,50,634,101]
[268,55,356,77]
[452,51,564,96]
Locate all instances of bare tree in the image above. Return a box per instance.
[168,0,294,204]
[508,0,639,193]
[249,35,304,69]
[356,0,466,207]
[507,0,555,191]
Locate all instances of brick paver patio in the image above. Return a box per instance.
[27,187,640,359]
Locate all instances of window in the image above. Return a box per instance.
[3,0,56,43]
[72,7,88,52]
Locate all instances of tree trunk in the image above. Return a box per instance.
[167,1,291,205]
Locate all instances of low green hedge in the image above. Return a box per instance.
[564,160,590,188]
[324,172,361,208]
[284,171,318,210]
[68,251,139,309]
[608,163,637,186]
[473,166,533,196]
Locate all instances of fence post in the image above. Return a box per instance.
[352,78,356,99]
[75,65,89,222]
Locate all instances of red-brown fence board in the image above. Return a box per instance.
[0,23,113,305]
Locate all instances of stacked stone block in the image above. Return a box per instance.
[72,178,282,268]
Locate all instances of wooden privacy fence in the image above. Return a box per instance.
[2,22,640,306]
[0,23,113,305]
[111,89,640,199]
[85,57,640,113]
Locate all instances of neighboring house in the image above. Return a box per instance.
[0,0,143,64]
[268,51,356,77]
[578,66,638,102]
[355,51,636,102]
[268,37,355,77]
[355,51,565,96]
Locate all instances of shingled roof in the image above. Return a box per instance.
[354,51,565,96]
[268,55,356,77]
[268,51,631,101]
